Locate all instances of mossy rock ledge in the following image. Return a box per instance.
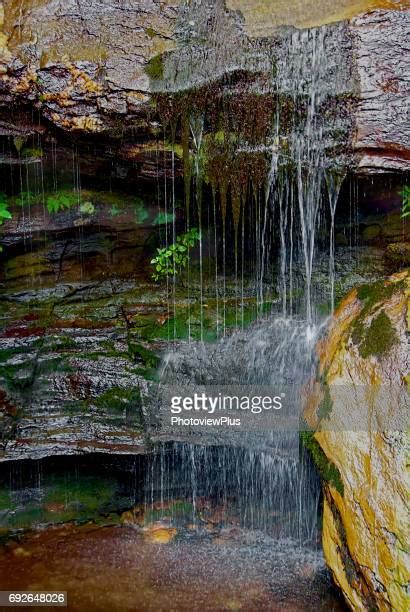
[304,270,409,611]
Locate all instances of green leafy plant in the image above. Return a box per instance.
[0,195,12,225]
[79,201,95,215]
[46,192,79,214]
[110,204,121,217]
[151,228,200,281]
[0,194,12,252]
[153,211,174,226]
[15,191,32,206]
[400,185,410,218]
[135,199,149,224]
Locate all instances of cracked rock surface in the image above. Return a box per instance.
[0,1,408,173]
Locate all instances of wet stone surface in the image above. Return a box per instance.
[0,523,348,611]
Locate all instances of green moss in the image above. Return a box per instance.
[0,488,14,512]
[48,336,78,352]
[153,211,174,225]
[0,347,32,362]
[21,147,43,158]
[145,27,157,38]
[385,243,410,266]
[351,279,404,356]
[317,384,333,421]
[62,400,91,414]
[145,500,193,524]
[162,141,184,159]
[7,506,44,529]
[44,476,116,511]
[357,280,396,305]
[362,225,381,241]
[359,312,398,359]
[109,204,121,217]
[144,54,164,80]
[94,387,131,411]
[0,476,130,530]
[38,357,73,375]
[13,136,25,153]
[301,431,344,496]
[127,341,160,369]
[0,356,72,393]
[9,188,137,215]
[351,317,365,347]
[76,352,103,362]
[127,366,159,382]
[141,299,275,343]
[94,386,143,426]
[135,199,149,224]
[99,340,128,358]
[0,361,36,391]
[147,311,219,342]
[75,342,130,363]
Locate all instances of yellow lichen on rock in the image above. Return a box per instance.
[0,4,11,71]
[60,116,104,133]
[143,524,177,544]
[66,63,103,95]
[305,271,409,611]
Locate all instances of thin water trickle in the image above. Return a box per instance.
[326,168,347,312]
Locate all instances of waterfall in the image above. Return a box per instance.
[146,317,322,542]
[146,20,352,544]
[272,24,349,322]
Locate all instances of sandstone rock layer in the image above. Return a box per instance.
[305,271,409,610]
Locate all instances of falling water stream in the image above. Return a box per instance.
[144,21,351,546]
[148,316,322,540]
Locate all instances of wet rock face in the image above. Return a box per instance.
[0,186,174,460]
[304,271,409,610]
[0,0,180,132]
[0,2,408,173]
[351,10,410,173]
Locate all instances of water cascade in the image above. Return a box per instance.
[147,316,323,540]
[143,20,354,544]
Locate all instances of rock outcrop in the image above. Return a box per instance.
[304,271,409,610]
[0,0,180,132]
[0,1,408,173]
[351,9,410,173]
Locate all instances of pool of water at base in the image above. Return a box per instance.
[0,523,348,611]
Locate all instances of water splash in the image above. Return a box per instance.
[147,316,323,541]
